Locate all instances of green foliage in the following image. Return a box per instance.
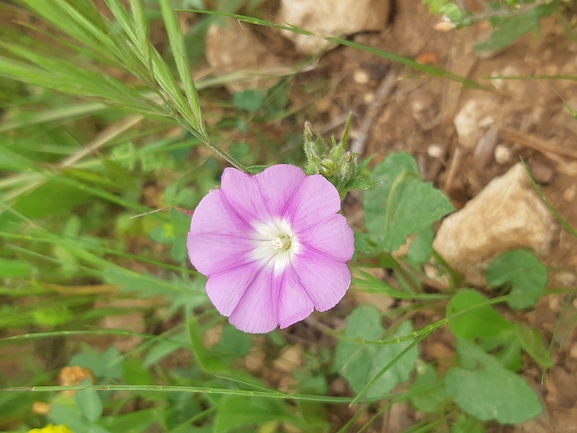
[0,258,31,277]
[70,346,124,380]
[487,250,548,309]
[475,9,542,52]
[445,340,542,424]
[364,152,454,252]
[515,323,553,368]
[447,290,512,339]
[422,0,566,52]
[335,305,419,398]
[75,388,103,423]
[214,396,315,433]
[409,364,447,414]
[233,89,266,112]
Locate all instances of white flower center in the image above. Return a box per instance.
[251,218,300,275]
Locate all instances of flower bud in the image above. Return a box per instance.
[303,121,328,161]
[338,151,358,182]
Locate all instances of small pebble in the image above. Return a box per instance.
[363,92,375,104]
[559,161,577,177]
[563,185,577,202]
[555,272,577,287]
[570,343,577,360]
[433,21,455,32]
[478,115,495,127]
[427,143,445,159]
[494,144,513,164]
[531,162,555,184]
[353,70,370,84]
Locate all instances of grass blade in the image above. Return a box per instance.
[521,159,577,238]
[160,0,205,138]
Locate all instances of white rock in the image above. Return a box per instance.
[277,0,389,54]
[433,163,557,286]
[453,95,503,149]
[427,144,445,159]
[489,65,527,97]
[563,184,577,202]
[205,19,283,93]
[353,69,370,84]
[494,144,513,165]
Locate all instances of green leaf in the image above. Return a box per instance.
[75,388,103,423]
[123,358,154,386]
[451,414,485,433]
[334,305,418,398]
[0,258,31,277]
[409,364,447,413]
[12,179,92,218]
[214,324,253,358]
[515,322,553,368]
[69,345,123,380]
[214,396,307,433]
[88,425,111,433]
[33,304,73,327]
[344,178,380,191]
[170,237,188,262]
[364,152,454,252]
[423,0,449,14]
[486,250,547,309]
[233,89,266,112]
[447,289,513,339]
[439,4,463,22]
[150,223,177,244]
[475,10,540,52]
[50,401,86,433]
[406,224,434,264]
[143,331,190,368]
[99,408,160,433]
[103,267,193,296]
[186,315,230,373]
[446,340,542,424]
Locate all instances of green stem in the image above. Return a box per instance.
[179,122,253,174]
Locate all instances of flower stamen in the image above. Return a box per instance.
[270,235,291,250]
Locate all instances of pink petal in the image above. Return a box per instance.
[220,167,269,222]
[298,214,355,262]
[286,174,342,232]
[292,248,351,311]
[187,233,255,276]
[229,269,278,333]
[205,263,261,316]
[277,267,314,329]
[189,190,251,237]
[256,165,306,218]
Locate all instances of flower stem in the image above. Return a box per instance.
[179,122,254,174]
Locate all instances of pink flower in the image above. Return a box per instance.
[187,165,355,333]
